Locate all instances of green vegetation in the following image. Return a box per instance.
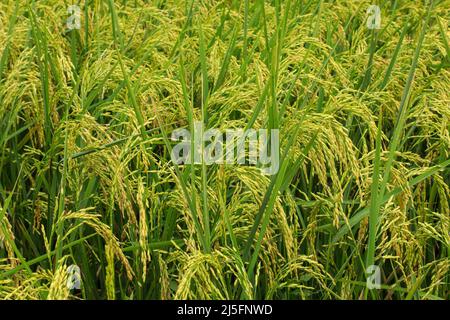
[0,0,448,299]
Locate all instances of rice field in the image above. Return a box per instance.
[0,0,449,300]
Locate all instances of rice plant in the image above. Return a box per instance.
[0,0,448,300]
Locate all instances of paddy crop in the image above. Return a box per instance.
[0,0,448,300]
